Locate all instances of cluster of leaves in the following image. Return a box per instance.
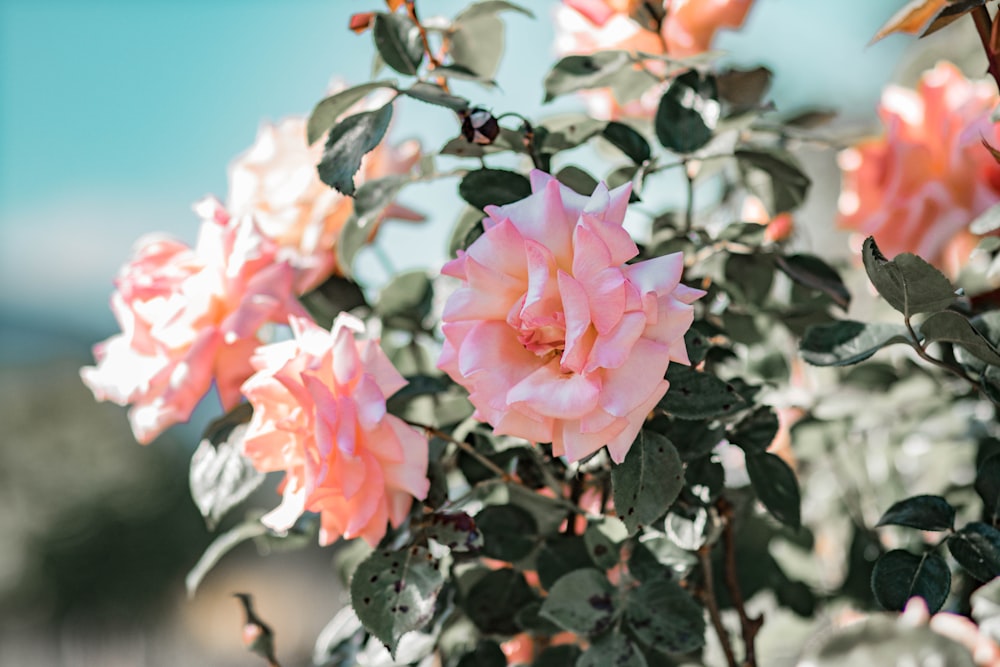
[175,2,1000,666]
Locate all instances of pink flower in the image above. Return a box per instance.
[80,197,306,444]
[554,1,754,119]
[438,171,703,463]
[838,62,1000,273]
[240,313,429,547]
[228,111,422,293]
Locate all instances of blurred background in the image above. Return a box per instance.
[0,0,980,664]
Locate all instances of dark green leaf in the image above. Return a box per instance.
[299,274,368,328]
[746,452,801,528]
[319,103,394,196]
[189,403,263,530]
[578,633,648,667]
[583,522,621,570]
[625,578,706,653]
[539,569,617,636]
[602,121,651,164]
[876,495,955,531]
[729,406,779,454]
[861,236,956,316]
[736,146,811,214]
[464,569,538,634]
[458,168,531,210]
[871,549,951,612]
[800,320,912,366]
[533,645,582,666]
[476,504,539,561]
[433,63,497,85]
[543,51,632,103]
[537,114,606,153]
[350,546,445,656]
[612,431,684,535]
[976,454,1000,523]
[373,13,423,76]
[775,254,851,310]
[448,205,485,257]
[456,0,534,20]
[450,14,505,79]
[401,82,469,111]
[423,511,482,552]
[307,80,397,145]
[659,365,747,419]
[457,640,506,667]
[724,253,774,303]
[537,535,594,590]
[919,310,1000,366]
[716,66,772,112]
[948,522,1000,582]
[376,269,433,329]
[555,165,598,195]
[655,70,718,154]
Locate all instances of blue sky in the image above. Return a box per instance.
[0,0,904,343]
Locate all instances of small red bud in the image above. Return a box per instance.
[349,12,375,34]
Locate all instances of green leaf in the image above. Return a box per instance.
[800,320,912,366]
[724,252,774,303]
[919,310,1000,366]
[299,274,368,328]
[976,454,1000,523]
[433,63,497,85]
[971,201,1000,234]
[543,51,632,103]
[448,205,485,257]
[186,519,270,597]
[871,549,951,612]
[876,495,955,532]
[455,0,534,20]
[319,103,394,196]
[376,269,433,329]
[729,406,779,454]
[654,69,718,154]
[533,645,582,666]
[799,615,975,666]
[537,114,606,153]
[307,80,397,145]
[373,13,424,76]
[775,254,851,310]
[624,578,706,653]
[350,546,445,656]
[736,146,811,214]
[189,404,263,530]
[539,569,617,636]
[401,82,469,111]
[555,165,599,195]
[583,521,622,570]
[537,535,595,590]
[716,65,773,112]
[456,640,506,667]
[611,430,684,535]
[578,633,648,667]
[423,511,483,552]
[659,365,748,419]
[458,168,531,210]
[746,452,801,528]
[450,14,506,79]
[476,504,539,561]
[602,121,651,164]
[334,174,411,276]
[947,522,1000,582]
[463,568,537,634]
[861,236,956,316]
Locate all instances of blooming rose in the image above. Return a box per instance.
[838,62,1000,273]
[438,170,703,463]
[80,198,306,444]
[228,111,422,293]
[240,313,429,546]
[554,1,754,119]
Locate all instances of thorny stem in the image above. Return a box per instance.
[717,498,763,667]
[972,6,1000,94]
[902,316,1000,407]
[696,544,739,667]
[405,420,512,480]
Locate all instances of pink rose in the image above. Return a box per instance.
[838,62,1000,273]
[240,313,429,547]
[80,197,306,444]
[228,111,422,293]
[662,0,755,58]
[438,171,703,463]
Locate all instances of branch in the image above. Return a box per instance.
[717,498,763,667]
[404,0,441,68]
[696,544,739,667]
[972,6,1000,93]
[902,316,1000,408]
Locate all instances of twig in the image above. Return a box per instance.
[717,498,763,667]
[972,6,1000,93]
[406,419,512,480]
[682,159,695,235]
[404,0,441,68]
[903,316,1000,407]
[696,544,739,667]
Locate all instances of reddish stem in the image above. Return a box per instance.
[972,6,1000,93]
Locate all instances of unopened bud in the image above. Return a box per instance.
[461,108,500,145]
[349,12,375,34]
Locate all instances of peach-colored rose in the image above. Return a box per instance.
[80,198,306,444]
[240,313,429,546]
[228,110,422,293]
[554,1,753,119]
[438,171,703,463]
[838,62,1000,274]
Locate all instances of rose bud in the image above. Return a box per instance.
[461,108,501,145]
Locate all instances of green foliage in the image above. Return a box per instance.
[458,168,532,210]
[319,103,394,196]
[659,365,748,419]
[876,495,955,532]
[655,70,718,154]
[746,452,801,528]
[736,146,811,214]
[611,431,684,535]
[601,121,651,165]
[947,522,1000,582]
[543,51,633,103]
[871,549,951,612]
[540,569,617,636]
[373,13,423,75]
[800,320,912,366]
[862,236,956,316]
